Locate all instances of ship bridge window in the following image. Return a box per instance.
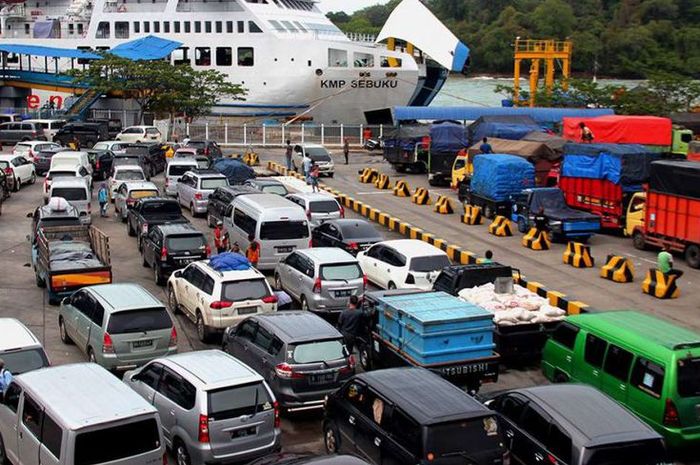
[6,52,19,64]
[115,21,129,39]
[184,21,191,33]
[293,21,306,32]
[226,21,233,33]
[353,52,374,68]
[205,21,212,33]
[174,21,180,33]
[96,21,110,39]
[173,47,189,65]
[164,21,170,33]
[195,47,211,66]
[238,47,254,66]
[133,21,140,33]
[24,24,30,35]
[77,23,84,35]
[381,55,402,68]
[268,20,285,32]
[153,21,160,33]
[195,21,201,33]
[237,21,244,33]
[281,20,297,33]
[143,21,150,33]
[216,47,232,66]
[215,21,222,33]
[249,21,262,33]
[328,48,348,67]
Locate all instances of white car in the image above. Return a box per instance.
[108,164,146,200]
[357,239,451,291]
[12,141,61,161]
[286,192,344,227]
[0,154,36,191]
[43,165,91,200]
[167,260,278,342]
[291,143,335,177]
[116,125,163,143]
[92,140,131,155]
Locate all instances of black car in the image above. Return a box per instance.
[185,139,223,158]
[323,368,508,465]
[53,122,109,147]
[87,118,122,139]
[33,147,65,176]
[432,263,514,296]
[249,454,371,465]
[141,223,209,285]
[124,143,167,178]
[206,185,262,227]
[85,149,114,180]
[311,219,384,255]
[483,385,668,465]
[223,312,355,411]
[244,178,289,196]
[126,197,189,251]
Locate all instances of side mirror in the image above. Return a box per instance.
[173,270,182,278]
[61,297,69,306]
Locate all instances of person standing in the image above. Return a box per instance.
[302,153,313,182]
[343,138,350,165]
[579,122,594,143]
[0,358,12,394]
[479,137,493,154]
[214,221,229,254]
[658,245,683,277]
[97,183,109,217]
[337,296,364,354]
[285,140,293,170]
[482,250,494,264]
[246,234,260,268]
[534,207,548,232]
[183,134,191,145]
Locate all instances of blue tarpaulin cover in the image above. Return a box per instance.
[209,252,251,271]
[472,154,535,201]
[0,44,100,60]
[468,115,542,145]
[212,158,256,184]
[429,122,468,153]
[561,143,660,185]
[393,106,614,124]
[111,35,182,61]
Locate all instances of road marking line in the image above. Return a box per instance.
[355,191,394,195]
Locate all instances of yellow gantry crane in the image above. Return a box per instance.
[513,38,573,107]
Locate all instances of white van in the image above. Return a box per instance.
[0,318,50,375]
[48,178,91,224]
[164,159,198,196]
[0,363,165,465]
[223,193,310,271]
[23,120,66,141]
[50,151,92,176]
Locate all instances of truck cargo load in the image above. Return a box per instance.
[467,138,561,186]
[382,125,431,171]
[472,154,535,202]
[649,160,700,198]
[426,122,468,185]
[468,115,542,146]
[562,115,673,146]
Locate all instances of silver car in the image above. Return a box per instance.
[48,177,92,224]
[58,283,178,371]
[123,350,281,465]
[114,181,160,221]
[286,192,344,227]
[274,247,365,318]
[164,159,198,196]
[177,169,229,216]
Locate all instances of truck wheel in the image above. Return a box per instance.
[35,272,46,288]
[517,217,527,233]
[59,317,73,345]
[428,176,438,187]
[685,245,700,269]
[394,164,406,173]
[632,231,646,250]
[48,295,59,306]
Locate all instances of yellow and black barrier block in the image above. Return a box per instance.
[374,173,392,190]
[433,195,454,214]
[642,268,680,299]
[488,216,513,237]
[461,204,483,225]
[242,151,259,166]
[359,168,378,184]
[600,255,634,283]
[522,228,551,250]
[393,180,410,197]
[563,241,595,268]
[411,187,431,205]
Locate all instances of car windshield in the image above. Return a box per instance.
[410,255,451,272]
[168,165,196,176]
[187,141,206,149]
[340,222,378,239]
[115,170,144,181]
[201,178,228,190]
[207,382,273,420]
[221,278,269,301]
[93,142,109,150]
[0,348,49,375]
[196,159,209,169]
[320,262,362,281]
[51,187,87,201]
[14,144,31,152]
[310,200,340,213]
[291,339,346,363]
[142,202,181,215]
[306,147,331,160]
[38,151,58,159]
[678,357,700,397]
[74,418,161,465]
[48,171,77,179]
[174,151,197,158]
[260,220,309,240]
[585,439,668,465]
[261,185,288,195]
[427,417,503,460]
[167,234,206,251]
[107,308,172,334]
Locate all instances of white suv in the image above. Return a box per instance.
[167,260,278,342]
[116,125,163,143]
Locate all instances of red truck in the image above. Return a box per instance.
[631,160,700,268]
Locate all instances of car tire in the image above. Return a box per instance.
[632,230,646,250]
[127,221,135,237]
[517,217,527,233]
[387,281,396,290]
[121,210,127,223]
[168,286,180,314]
[328,172,334,178]
[174,440,191,465]
[323,421,341,454]
[88,347,96,364]
[154,264,165,286]
[300,295,309,311]
[59,317,73,345]
[12,177,19,192]
[137,237,143,253]
[553,371,569,383]
[274,273,283,291]
[35,272,46,288]
[142,253,149,267]
[196,311,210,343]
[190,202,198,218]
[685,244,700,269]
[29,172,36,184]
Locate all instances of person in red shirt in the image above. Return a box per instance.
[214,221,229,254]
[246,234,260,268]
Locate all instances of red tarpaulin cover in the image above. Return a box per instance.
[562,115,672,146]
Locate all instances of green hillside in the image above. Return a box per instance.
[327,0,700,78]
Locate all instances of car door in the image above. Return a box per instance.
[128,362,163,404]
[144,228,160,267]
[600,343,633,404]
[0,383,21,465]
[490,393,530,463]
[576,333,608,389]
[178,174,192,206]
[515,402,554,465]
[177,264,199,317]
[248,324,275,376]
[325,223,343,248]
[67,290,94,351]
[227,320,259,368]
[349,388,385,464]
[154,367,195,445]
[382,408,420,465]
[361,245,384,285]
[17,393,44,465]
[12,157,30,183]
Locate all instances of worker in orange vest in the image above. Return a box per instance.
[246,234,260,268]
[214,221,229,254]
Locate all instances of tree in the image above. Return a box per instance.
[530,0,576,38]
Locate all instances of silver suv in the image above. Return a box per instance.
[123,350,282,465]
[176,169,229,217]
[286,193,344,227]
[274,247,365,319]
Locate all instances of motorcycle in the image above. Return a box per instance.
[363,137,383,152]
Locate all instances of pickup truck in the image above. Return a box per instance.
[512,187,601,241]
[361,289,499,393]
[33,224,111,305]
[126,197,189,252]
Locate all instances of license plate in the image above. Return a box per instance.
[132,339,153,349]
[177,258,195,266]
[231,426,257,439]
[309,372,336,385]
[277,246,293,253]
[238,306,257,315]
[335,290,352,298]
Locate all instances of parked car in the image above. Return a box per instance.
[48,178,92,224]
[174,147,213,169]
[185,139,223,158]
[483,384,669,465]
[311,219,383,255]
[58,283,178,371]
[177,169,229,217]
[109,164,146,200]
[205,185,261,227]
[123,350,281,465]
[113,181,160,222]
[0,154,36,191]
[126,197,189,252]
[50,150,93,178]
[12,140,60,161]
[125,143,167,178]
[244,178,289,196]
[33,146,64,176]
[0,363,166,465]
[22,119,66,141]
[116,125,164,143]
[165,158,200,196]
[274,248,365,318]
[88,118,122,138]
[0,121,46,144]
[167,260,277,342]
[323,367,509,465]
[357,239,450,290]
[86,148,114,180]
[0,113,22,124]
[292,144,335,177]
[142,223,210,285]
[92,140,131,155]
[43,166,91,200]
[53,121,109,146]
[223,311,355,410]
[0,317,50,375]
[286,192,344,227]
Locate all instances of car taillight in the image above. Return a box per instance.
[31,131,37,136]
[275,363,304,379]
[162,452,168,465]
[205,147,210,156]
[273,401,280,428]
[210,300,233,309]
[547,453,557,464]
[169,327,177,348]
[96,160,100,170]
[262,295,278,304]
[405,273,415,284]
[363,274,368,289]
[4,167,12,176]
[160,246,168,261]
[312,277,322,294]
[194,192,203,200]
[205,244,211,257]
[348,242,359,251]
[306,209,311,220]
[102,332,114,354]
[198,414,210,443]
[309,239,313,248]
[663,398,681,427]
[142,223,148,235]
[426,452,435,462]
[339,205,345,218]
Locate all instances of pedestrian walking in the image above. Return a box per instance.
[343,138,350,165]
[0,358,12,394]
[246,234,260,268]
[337,296,364,354]
[97,182,109,217]
[69,135,80,150]
[214,221,229,254]
[183,134,191,145]
[310,162,320,192]
[479,137,493,154]
[579,122,594,143]
[658,245,683,278]
[285,140,293,170]
[302,153,312,181]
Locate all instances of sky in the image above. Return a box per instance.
[319,0,391,14]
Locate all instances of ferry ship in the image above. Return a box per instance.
[0,0,469,123]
